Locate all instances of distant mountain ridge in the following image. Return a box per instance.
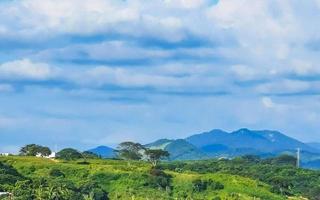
[186,128,316,153]
[307,142,320,150]
[145,139,207,160]
[87,146,115,158]
[88,128,320,169]
[146,128,320,168]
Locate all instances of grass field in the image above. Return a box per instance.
[0,156,303,200]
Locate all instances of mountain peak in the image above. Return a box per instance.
[187,128,318,154]
[87,145,115,158]
[232,128,251,134]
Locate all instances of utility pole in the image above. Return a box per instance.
[296,148,300,168]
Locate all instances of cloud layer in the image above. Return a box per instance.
[0,0,320,151]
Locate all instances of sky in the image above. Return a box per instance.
[1,0,320,152]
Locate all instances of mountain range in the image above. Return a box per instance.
[87,128,320,169]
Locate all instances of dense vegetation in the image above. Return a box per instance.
[0,143,319,199]
[161,155,320,199]
[0,155,318,200]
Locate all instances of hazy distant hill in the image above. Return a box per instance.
[87,146,116,158]
[186,128,316,154]
[88,129,320,168]
[146,139,207,160]
[145,128,320,163]
[307,142,320,150]
[303,159,320,169]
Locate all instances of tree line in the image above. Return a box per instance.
[18,142,170,167]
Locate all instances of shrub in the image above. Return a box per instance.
[192,179,224,192]
[147,167,172,190]
[49,169,65,177]
[56,148,83,160]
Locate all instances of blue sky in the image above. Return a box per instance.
[1,0,320,152]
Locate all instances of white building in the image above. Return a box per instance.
[46,152,56,159]
[0,192,12,196]
[0,153,9,156]
[36,152,56,159]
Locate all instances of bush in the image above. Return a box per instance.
[56,148,83,160]
[80,181,109,200]
[49,169,65,177]
[147,167,172,190]
[192,179,224,192]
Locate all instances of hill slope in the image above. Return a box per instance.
[87,145,116,158]
[145,128,320,162]
[146,139,207,160]
[307,142,320,150]
[186,128,315,153]
[0,156,288,200]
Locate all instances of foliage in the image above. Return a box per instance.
[56,148,83,160]
[146,167,172,190]
[1,154,319,199]
[192,179,224,192]
[116,142,145,161]
[49,168,65,177]
[82,151,100,160]
[270,154,297,166]
[19,144,51,157]
[161,155,320,200]
[145,149,169,166]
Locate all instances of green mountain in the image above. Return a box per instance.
[146,139,207,160]
[145,128,320,166]
[307,142,320,150]
[1,155,320,199]
[0,156,301,200]
[87,145,116,158]
[186,128,316,153]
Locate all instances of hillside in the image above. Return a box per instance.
[307,142,320,150]
[186,128,316,153]
[143,128,320,168]
[0,156,305,200]
[87,146,116,158]
[0,157,302,200]
[146,139,208,160]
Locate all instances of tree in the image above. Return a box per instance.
[145,149,169,167]
[82,151,100,160]
[116,142,145,161]
[56,148,82,160]
[272,155,296,166]
[19,144,51,157]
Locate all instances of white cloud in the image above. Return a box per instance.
[261,97,274,108]
[164,0,207,9]
[256,79,311,95]
[0,59,53,80]
[13,0,139,35]
[291,59,318,76]
[230,65,259,81]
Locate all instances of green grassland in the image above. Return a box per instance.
[0,156,313,200]
[0,156,279,200]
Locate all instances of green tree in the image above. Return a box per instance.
[82,151,100,160]
[19,144,51,157]
[272,155,296,166]
[145,149,169,167]
[116,142,145,161]
[56,148,82,160]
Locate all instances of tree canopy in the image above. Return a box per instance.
[145,149,169,166]
[19,144,51,157]
[116,142,145,161]
[56,148,82,160]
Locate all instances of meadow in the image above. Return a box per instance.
[1,156,316,200]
